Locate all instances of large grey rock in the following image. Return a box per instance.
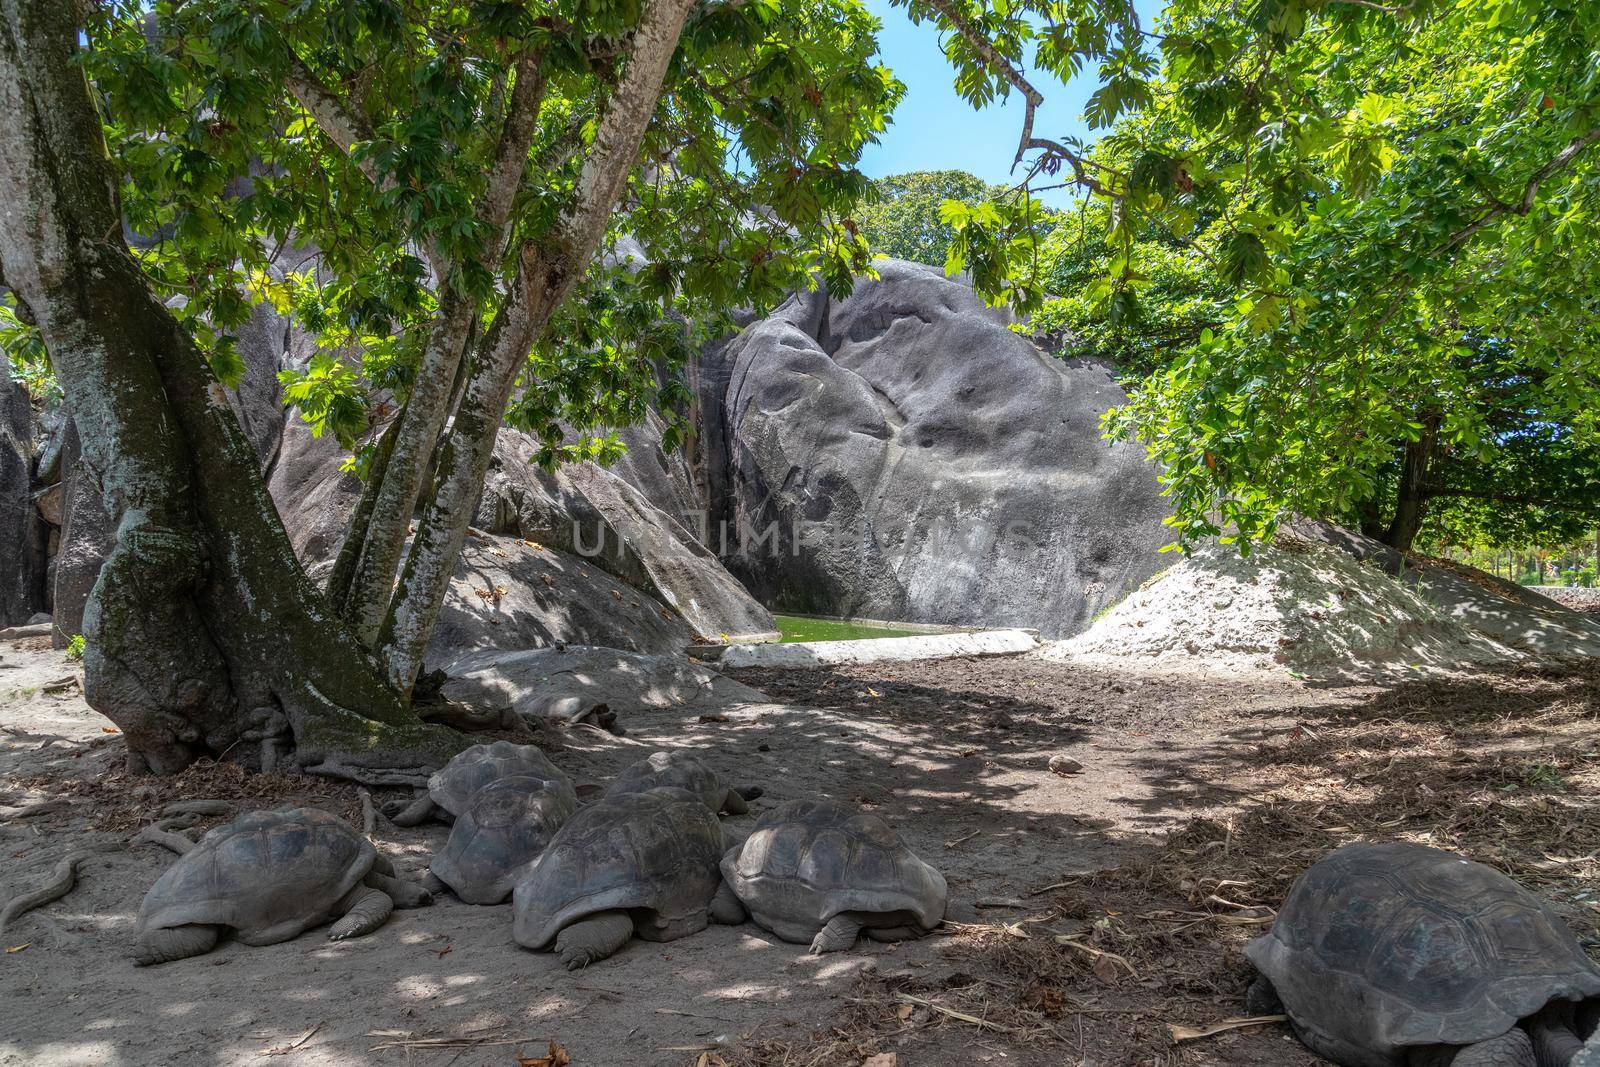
[441,645,766,718]
[478,429,776,643]
[267,414,361,569]
[0,380,46,626]
[226,299,290,470]
[705,259,1170,638]
[260,418,701,663]
[425,533,695,670]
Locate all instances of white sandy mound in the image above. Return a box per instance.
[1044,535,1517,677]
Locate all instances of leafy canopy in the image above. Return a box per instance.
[82,0,901,465]
[899,0,1600,550]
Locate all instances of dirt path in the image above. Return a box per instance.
[4,638,1597,1066]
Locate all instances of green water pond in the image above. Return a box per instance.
[771,614,928,643]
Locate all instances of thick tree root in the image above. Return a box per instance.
[134,816,199,855]
[3,799,75,821]
[0,850,98,932]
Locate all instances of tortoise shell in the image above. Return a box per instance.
[721,799,946,943]
[1246,841,1600,1067]
[137,807,374,945]
[429,741,569,817]
[511,788,726,949]
[430,775,579,905]
[606,750,727,812]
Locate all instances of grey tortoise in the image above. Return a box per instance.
[606,749,755,815]
[425,775,579,904]
[511,787,743,969]
[720,798,948,953]
[1246,841,1600,1067]
[133,807,429,965]
[387,740,570,826]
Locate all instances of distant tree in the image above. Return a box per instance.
[856,170,1011,266]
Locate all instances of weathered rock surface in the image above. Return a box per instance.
[260,417,708,663]
[0,380,47,626]
[478,430,776,643]
[705,259,1169,638]
[425,534,695,670]
[441,645,766,719]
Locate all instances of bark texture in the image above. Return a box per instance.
[376,0,699,692]
[0,0,460,783]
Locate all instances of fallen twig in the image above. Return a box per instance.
[1054,935,1139,978]
[367,1032,550,1052]
[1169,1015,1288,1042]
[134,816,199,855]
[261,1023,322,1056]
[894,993,1026,1034]
[358,789,377,836]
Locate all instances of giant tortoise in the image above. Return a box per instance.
[388,741,569,826]
[1246,841,1600,1067]
[606,750,753,815]
[720,798,948,953]
[134,807,428,965]
[426,775,578,904]
[511,788,743,969]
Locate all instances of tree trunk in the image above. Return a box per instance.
[375,0,699,693]
[1382,417,1438,553]
[0,0,461,784]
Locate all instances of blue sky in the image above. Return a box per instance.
[858,0,1165,204]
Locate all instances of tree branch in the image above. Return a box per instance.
[282,56,448,279]
[1440,123,1600,255]
[475,49,547,254]
[914,0,1107,194]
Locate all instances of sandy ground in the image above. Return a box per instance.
[4,636,1598,1067]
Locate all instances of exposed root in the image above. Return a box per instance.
[0,850,103,932]
[3,798,75,821]
[133,815,199,855]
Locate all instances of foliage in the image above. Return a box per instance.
[65,635,86,661]
[1029,201,1223,378]
[0,293,55,401]
[901,0,1600,551]
[85,0,902,472]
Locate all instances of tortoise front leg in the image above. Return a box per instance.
[1528,1003,1584,1067]
[1244,976,1283,1015]
[132,923,219,965]
[708,880,745,925]
[383,791,439,827]
[328,887,394,941]
[554,911,635,970]
[364,869,432,909]
[809,913,864,954]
